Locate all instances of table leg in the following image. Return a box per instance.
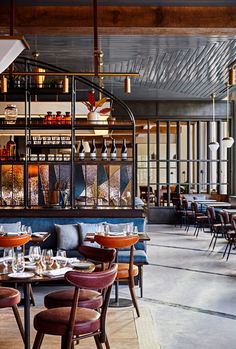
[23,283,31,349]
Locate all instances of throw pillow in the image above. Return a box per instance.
[55,224,80,250]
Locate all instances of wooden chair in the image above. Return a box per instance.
[44,245,116,310]
[191,202,208,237]
[222,213,236,261]
[94,234,140,317]
[207,206,223,250]
[32,264,118,349]
[0,287,24,343]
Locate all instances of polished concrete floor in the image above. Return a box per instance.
[137,224,236,349]
[32,224,236,349]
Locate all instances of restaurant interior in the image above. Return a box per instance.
[0,1,236,349]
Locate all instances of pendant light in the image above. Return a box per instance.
[222,83,234,148]
[209,93,219,152]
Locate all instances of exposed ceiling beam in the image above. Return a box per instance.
[1,6,236,35]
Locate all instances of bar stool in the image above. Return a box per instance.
[0,287,24,342]
[94,234,140,317]
[44,245,116,310]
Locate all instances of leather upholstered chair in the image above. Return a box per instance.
[44,245,116,310]
[94,234,140,317]
[32,265,118,349]
[0,287,24,342]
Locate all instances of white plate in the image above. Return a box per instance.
[71,261,93,269]
[8,272,34,279]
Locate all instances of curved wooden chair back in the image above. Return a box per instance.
[64,264,118,346]
[94,235,139,249]
[78,245,116,269]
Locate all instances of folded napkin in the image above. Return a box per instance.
[42,267,72,277]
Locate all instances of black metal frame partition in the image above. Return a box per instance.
[0,57,136,209]
[140,119,232,208]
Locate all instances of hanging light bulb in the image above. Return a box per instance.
[1,75,7,93]
[209,93,219,152]
[124,76,131,94]
[63,76,69,93]
[228,67,235,86]
[222,83,234,148]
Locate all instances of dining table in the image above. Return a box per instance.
[0,261,95,349]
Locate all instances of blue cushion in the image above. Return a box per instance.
[0,217,145,251]
[118,250,149,264]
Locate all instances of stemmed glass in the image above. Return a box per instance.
[12,251,25,274]
[3,248,14,271]
[41,249,54,270]
[56,250,67,268]
[29,246,41,265]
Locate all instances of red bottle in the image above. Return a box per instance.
[1,146,8,161]
[44,111,52,125]
[56,111,62,125]
[6,136,16,160]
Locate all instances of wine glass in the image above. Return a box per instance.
[56,250,67,268]
[41,249,54,270]
[3,248,14,271]
[29,246,41,265]
[12,252,25,274]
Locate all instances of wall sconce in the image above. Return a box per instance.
[228,67,235,85]
[63,76,69,93]
[1,75,7,93]
[124,76,131,94]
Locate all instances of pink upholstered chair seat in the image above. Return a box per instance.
[44,288,103,309]
[34,307,100,336]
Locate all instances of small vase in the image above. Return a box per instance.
[87,111,100,123]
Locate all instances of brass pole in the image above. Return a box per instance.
[1,72,139,77]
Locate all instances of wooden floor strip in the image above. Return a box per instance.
[0,307,144,349]
[135,307,161,349]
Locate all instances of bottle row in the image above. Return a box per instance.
[30,136,71,146]
[43,111,71,125]
[79,138,128,161]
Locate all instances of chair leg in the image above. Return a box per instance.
[12,305,25,343]
[222,241,230,259]
[226,241,233,261]
[30,285,36,306]
[94,334,103,349]
[105,335,110,349]
[128,281,140,317]
[138,265,143,298]
[208,234,215,250]
[32,332,44,349]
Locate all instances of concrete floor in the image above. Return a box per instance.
[32,224,236,349]
[137,224,236,349]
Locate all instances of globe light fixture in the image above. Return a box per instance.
[208,93,219,152]
[222,83,234,148]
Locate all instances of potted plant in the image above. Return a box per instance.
[83,90,112,122]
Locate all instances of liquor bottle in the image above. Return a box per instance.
[44,111,52,125]
[90,139,96,160]
[101,139,107,160]
[79,139,85,160]
[1,146,8,161]
[64,112,71,125]
[121,138,128,160]
[110,139,116,160]
[0,145,2,161]
[6,136,16,160]
[56,111,62,125]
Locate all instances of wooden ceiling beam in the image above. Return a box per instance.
[0,6,236,35]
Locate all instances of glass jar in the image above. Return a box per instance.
[4,104,18,124]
